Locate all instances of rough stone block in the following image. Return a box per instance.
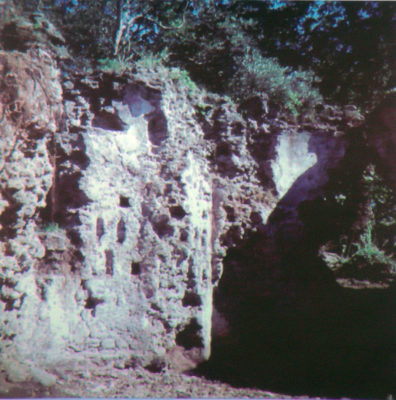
[30,367,57,387]
[5,362,31,383]
[101,338,116,350]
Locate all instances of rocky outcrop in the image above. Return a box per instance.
[2,47,388,389]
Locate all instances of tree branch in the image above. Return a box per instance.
[113,0,143,56]
[146,1,190,31]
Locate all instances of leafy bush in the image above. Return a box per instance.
[135,52,200,98]
[228,49,322,116]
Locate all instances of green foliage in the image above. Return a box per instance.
[322,165,396,282]
[362,166,396,257]
[340,222,395,268]
[169,68,198,93]
[234,1,396,111]
[41,222,61,234]
[135,50,169,71]
[134,52,198,96]
[98,57,130,73]
[12,0,393,112]
[158,7,242,95]
[228,48,322,115]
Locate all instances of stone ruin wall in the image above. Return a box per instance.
[0,49,364,383]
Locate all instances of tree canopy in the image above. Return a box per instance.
[9,0,396,111]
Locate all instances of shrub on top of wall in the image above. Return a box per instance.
[227,49,322,117]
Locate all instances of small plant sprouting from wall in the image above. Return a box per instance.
[97,57,130,74]
[43,222,61,233]
[338,222,396,273]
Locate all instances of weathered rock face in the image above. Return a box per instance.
[58,72,217,368]
[0,48,376,386]
[0,49,63,378]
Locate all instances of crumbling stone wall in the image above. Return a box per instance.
[0,48,368,385]
[0,49,65,383]
[55,71,217,369]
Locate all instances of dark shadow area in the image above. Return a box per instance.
[196,127,395,398]
[0,188,21,240]
[176,318,205,350]
[0,22,32,52]
[92,111,126,131]
[147,109,168,146]
[199,240,395,398]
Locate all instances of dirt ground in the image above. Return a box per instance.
[0,363,324,399]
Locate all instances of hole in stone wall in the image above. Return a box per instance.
[131,262,141,275]
[144,357,166,373]
[220,225,242,248]
[68,229,83,247]
[4,243,13,256]
[215,142,231,157]
[117,218,126,243]
[56,172,91,212]
[4,299,16,311]
[0,22,31,51]
[176,318,204,350]
[105,250,114,275]
[169,205,187,220]
[119,196,130,207]
[250,211,263,225]
[37,281,47,301]
[224,206,236,222]
[84,296,104,317]
[163,184,173,196]
[180,229,188,242]
[0,188,21,240]
[69,150,89,169]
[187,260,196,289]
[141,203,152,218]
[182,291,202,307]
[96,217,104,241]
[150,302,162,312]
[176,249,188,267]
[1,333,16,341]
[92,111,126,131]
[147,111,168,146]
[151,214,174,238]
[39,170,91,231]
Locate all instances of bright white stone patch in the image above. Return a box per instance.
[181,152,213,359]
[272,131,317,198]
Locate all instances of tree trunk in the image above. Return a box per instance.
[113,0,124,56]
